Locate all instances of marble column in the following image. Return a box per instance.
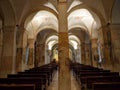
[0,26,16,77]
[28,39,35,69]
[58,1,71,90]
[91,39,98,67]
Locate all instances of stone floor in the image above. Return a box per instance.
[47,71,81,90]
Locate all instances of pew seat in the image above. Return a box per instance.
[92,82,120,90]
[0,78,44,90]
[0,84,35,90]
[80,76,120,89]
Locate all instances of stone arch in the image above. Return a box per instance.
[20,6,58,28]
[45,34,58,64]
[67,3,105,25]
[0,0,16,26]
[68,8,101,39]
[69,27,92,65]
[24,10,58,39]
[34,29,58,66]
[111,0,120,23]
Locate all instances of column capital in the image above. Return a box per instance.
[28,39,35,48]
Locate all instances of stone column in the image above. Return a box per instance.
[75,45,81,63]
[0,25,3,76]
[58,1,71,90]
[0,27,3,61]
[91,39,98,67]
[0,26,16,77]
[75,49,78,63]
[28,39,35,69]
[78,45,81,63]
[102,27,113,70]
[39,43,45,66]
[81,43,85,64]
[45,45,50,64]
[22,31,28,70]
[85,44,91,65]
[35,42,43,67]
[16,28,25,72]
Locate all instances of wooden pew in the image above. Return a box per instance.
[71,62,120,90]
[18,70,52,83]
[7,74,48,86]
[0,84,35,90]
[0,78,44,90]
[1,61,58,90]
[92,82,120,90]
[78,72,119,78]
[74,69,110,79]
[71,63,110,78]
[80,76,120,89]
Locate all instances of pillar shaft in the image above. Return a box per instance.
[58,32,71,90]
[85,44,91,65]
[102,27,113,70]
[0,28,3,61]
[91,39,98,67]
[81,43,85,64]
[35,42,43,67]
[0,26,16,77]
[28,39,35,68]
[16,29,24,72]
[58,2,71,90]
[22,31,28,70]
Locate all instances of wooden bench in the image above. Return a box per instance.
[0,78,44,90]
[92,82,120,90]
[7,73,49,86]
[78,72,119,78]
[0,84,35,90]
[80,76,120,89]
[74,70,110,79]
[18,70,52,83]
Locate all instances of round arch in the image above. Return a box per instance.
[68,8,101,39]
[0,0,16,26]
[20,6,58,27]
[25,10,58,39]
[67,4,105,25]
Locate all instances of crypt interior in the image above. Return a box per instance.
[0,0,120,90]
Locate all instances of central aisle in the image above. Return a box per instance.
[47,71,81,90]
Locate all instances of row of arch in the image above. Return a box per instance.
[0,0,120,76]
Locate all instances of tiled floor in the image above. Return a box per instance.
[47,71,81,90]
